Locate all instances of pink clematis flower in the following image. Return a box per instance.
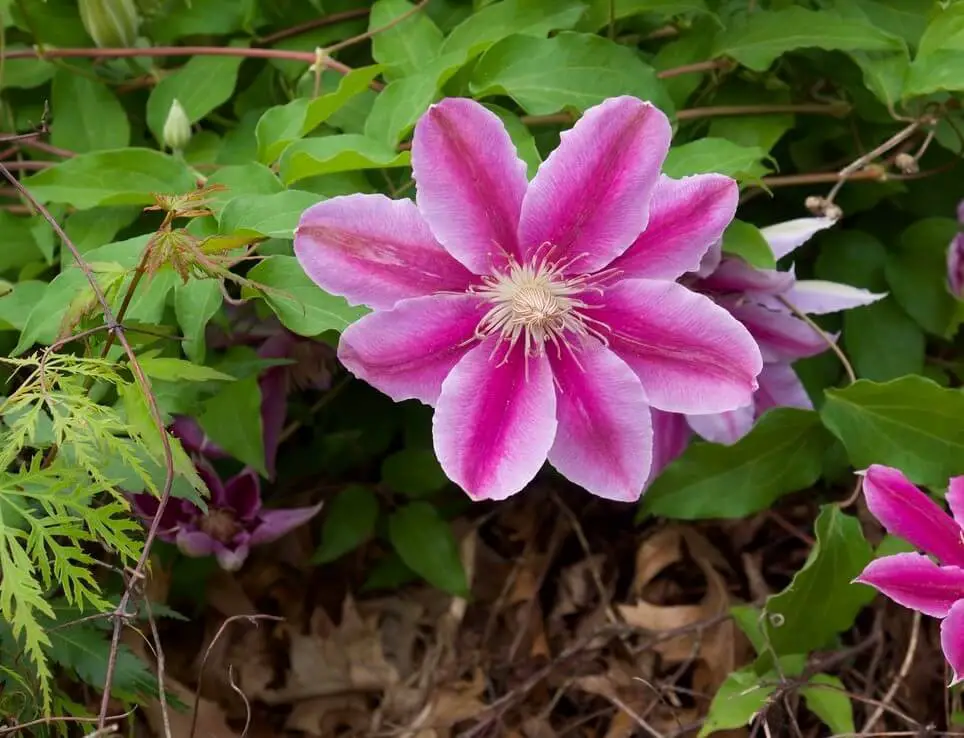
[294,96,763,502]
[682,217,886,444]
[131,463,323,571]
[854,464,964,684]
[947,201,964,299]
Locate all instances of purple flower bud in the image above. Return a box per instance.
[949,232,964,300]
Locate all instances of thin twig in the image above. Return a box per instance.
[142,599,172,738]
[188,614,283,738]
[324,0,429,56]
[860,610,922,733]
[777,295,856,384]
[0,710,134,736]
[257,7,369,45]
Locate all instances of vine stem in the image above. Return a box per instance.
[521,102,849,127]
[0,160,177,731]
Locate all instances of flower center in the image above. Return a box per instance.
[472,249,614,362]
[198,507,243,543]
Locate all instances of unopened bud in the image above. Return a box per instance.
[162,99,192,152]
[894,152,919,174]
[804,195,842,221]
[78,0,140,48]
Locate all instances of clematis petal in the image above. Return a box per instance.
[518,96,672,273]
[295,194,475,310]
[697,259,795,296]
[176,529,218,558]
[948,233,964,300]
[589,279,762,414]
[194,458,229,507]
[171,416,227,459]
[727,302,829,362]
[129,494,187,541]
[760,216,837,260]
[774,280,887,315]
[338,293,484,405]
[686,404,756,445]
[647,410,691,485]
[863,464,964,567]
[215,540,250,572]
[855,553,964,617]
[607,174,738,280]
[223,468,262,520]
[249,501,324,546]
[547,343,652,502]
[756,362,812,412]
[434,340,557,501]
[412,98,528,273]
[948,476,964,529]
[693,239,722,278]
[943,599,964,686]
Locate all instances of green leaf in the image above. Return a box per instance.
[833,0,928,48]
[363,53,466,147]
[441,0,587,59]
[470,32,673,116]
[50,69,130,153]
[722,220,776,269]
[312,485,379,564]
[0,281,46,332]
[256,65,384,163]
[197,376,266,476]
[0,46,53,89]
[381,449,450,497]
[698,667,774,737]
[843,298,925,381]
[488,104,542,179]
[23,149,196,209]
[905,4,964,96]
[279,135,411,185]
[174,279,223,363]
[219,190,320,239]
[801,674,855,735]
[714,7,905,72]
[763,505,873,656]
[146,53,246,143]
[581,0,709,32]
[47,624,155,699]
[885,218,960,337]
[820,376,964,487]
[641,409,832,520]
[63,206,141,257]
[388,502,469,596]
[138,356,235,383]
[370,0,443,78]
[0,211,43,273]
[663,139,769,180]
[244,255,368,336]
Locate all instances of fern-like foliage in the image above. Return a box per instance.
[0,353,204,711]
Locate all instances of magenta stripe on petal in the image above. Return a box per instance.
[589,279,762,415]
[295,194,475,311]
[338,294,484,406]
[412,98,528,273]
[855,553,964,617]
[863,464,964,567]
[518,97,672,274]
[944,599,964,686]
[547,344,652,502]
[686,405,755,445]
[434,340,557,501]
[609,174,738,281]
[727,302,829,362]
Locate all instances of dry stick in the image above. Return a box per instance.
[777,295,857,384]
[521,102,849,128]
[142,599,172,738]
[324,0,430,56]
[861,610,922,734]
[257,6,369,45]
[0,710,135,736]
[0,161,178,730]
[824,120,923,204]
[188,614,283,738]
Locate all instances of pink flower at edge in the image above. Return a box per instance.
[854,465,964,685]
[131,461,322,572]
[293,95,764,503]
[681,217,887,445]
[947,200,964,299]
